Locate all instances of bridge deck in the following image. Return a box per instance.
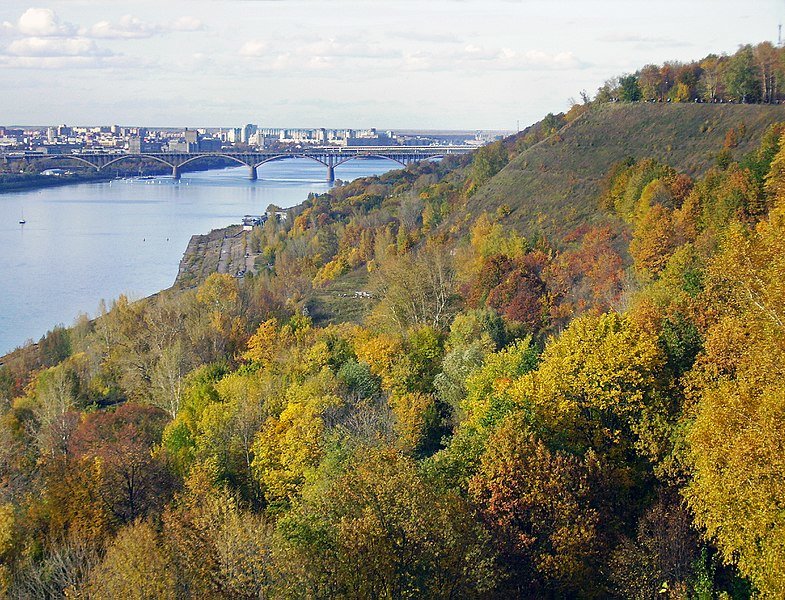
[2,146,474,181]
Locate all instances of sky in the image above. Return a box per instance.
[0,0,782,130]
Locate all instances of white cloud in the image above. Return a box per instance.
[15,8,77,37]
[86,15,160,40]
[401,45,587,72]
[239,40,269,57]
[84,14,205,39]
[7,36,110,58]
[171,16,205,32]
[238,36,400,72]
[0,9,130,69]
[3,10,206,42]
[306,38,399,60]
[237,35,583,75]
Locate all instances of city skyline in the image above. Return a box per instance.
[1,0,782,129]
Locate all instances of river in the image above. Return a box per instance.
[0,159,397,355]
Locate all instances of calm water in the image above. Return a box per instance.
[0,159,396,354]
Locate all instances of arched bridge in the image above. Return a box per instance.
[9,146,473,181]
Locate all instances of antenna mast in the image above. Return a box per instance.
[779,23,782,47]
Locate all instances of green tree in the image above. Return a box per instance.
[470,141,509,188]
[619,74,642,102]
[723,45,762,103]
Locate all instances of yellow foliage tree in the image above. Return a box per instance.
[163,467,277,597]
[630,203,679,280]
[0,504,13,595]
[251,369,342,506]
[684,199,785,596]
[764,131,785,205]
[390,392,438,454]
[89,520,176,600]
[243,318,279,366]
[513,312,663,454]
[354,331,409,394]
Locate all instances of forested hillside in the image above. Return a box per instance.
[2,45,785,598]
[469,103,785,241]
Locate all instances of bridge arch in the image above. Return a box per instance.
[253,154,330,168]
[100,154,175,171]
[36,155,101,171]
[177,153,251,169]
[333,154,409,168]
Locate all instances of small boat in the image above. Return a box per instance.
[18,219,26,225]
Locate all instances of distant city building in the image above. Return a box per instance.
[184,129,199,151]
[266,209,288,222]
[241,124,258,144]
[227,128,242,143]
[0,122,488,162]
[199,138,222,152]
[128,136,162,153]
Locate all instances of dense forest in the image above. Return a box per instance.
[2,46,785,598]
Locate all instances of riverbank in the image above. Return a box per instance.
[0,172,114,193]
[0,155,241,195]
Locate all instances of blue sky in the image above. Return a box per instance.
[0,0,781,129]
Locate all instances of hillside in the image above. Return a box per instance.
[6,82,785,600]
[469,103,785,241]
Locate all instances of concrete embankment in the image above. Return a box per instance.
[174,225,264,289]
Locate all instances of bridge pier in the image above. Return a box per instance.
[327,165,335,183]
[172,165,181,180]
[249,165,258,181]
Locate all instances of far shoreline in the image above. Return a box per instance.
[0,162,237,195]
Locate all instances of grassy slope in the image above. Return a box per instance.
[468,103,785,242]
[308,268,374,325]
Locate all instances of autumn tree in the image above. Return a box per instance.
[163,467,277,598]
[251,368,342,507]
[29,362,80,458]
[469,414,606,597]
[88,520,176,600]
[281,447,498,599]
[512,312,665,466]
[685,200,785,596]
[370,243,458,332]
[69,403,175,524]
